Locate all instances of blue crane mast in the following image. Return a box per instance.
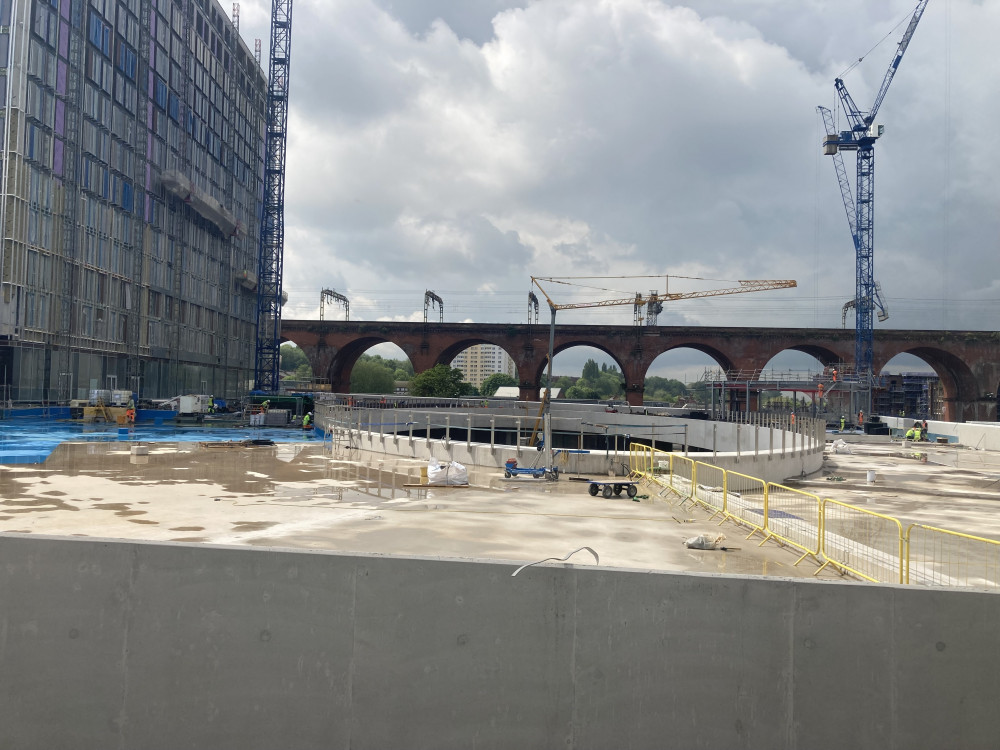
[818,0,929,410]
[254,0,295,393]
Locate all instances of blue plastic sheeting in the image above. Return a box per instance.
[0,421,321,465]
[2,407,73,420]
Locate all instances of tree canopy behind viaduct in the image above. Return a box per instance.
[281,320,1000,422]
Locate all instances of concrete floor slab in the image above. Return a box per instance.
[3,437,998,581]
[0,440,828,579]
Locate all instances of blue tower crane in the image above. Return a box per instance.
[253,0,295,393]
[818,0,929,411]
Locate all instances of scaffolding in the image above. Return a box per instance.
[700,367,941,422]
[0,0,268,404]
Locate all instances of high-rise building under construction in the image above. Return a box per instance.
[0,0,267,404]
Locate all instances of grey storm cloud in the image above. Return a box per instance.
[235,0,999,337]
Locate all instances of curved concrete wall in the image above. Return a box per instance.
[318,403,824,482]
[2,535,997,749]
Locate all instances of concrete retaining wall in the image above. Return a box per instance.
[2,534,997,749]
[320,405,824,483]
[882,416,1000,450]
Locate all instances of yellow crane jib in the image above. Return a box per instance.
[531,276,797,311]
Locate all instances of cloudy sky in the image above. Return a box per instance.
[234,0,997,377]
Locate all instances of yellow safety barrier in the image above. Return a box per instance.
[649,446,673,478]
[905,524,1000,589]
[817,500,904,583]
[668,454,697,503]
[723,471,768,540]
[626,445,997,588]
[628,444,648,476]
[761,483,821,566]
[628,445,650,477]
[691,461,726,518]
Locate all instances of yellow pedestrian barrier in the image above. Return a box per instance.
[625,443,997,588]
[691,461,726,519]
[723,471,767,540]
[669,454,697,504]
[761,483,821,566]
[818,500,904,583]
[905,524,1000,589]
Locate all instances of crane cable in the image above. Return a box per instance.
[838,9,914,79]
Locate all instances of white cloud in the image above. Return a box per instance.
[239,0,1000,338]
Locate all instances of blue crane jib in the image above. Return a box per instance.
[818,0,929,406]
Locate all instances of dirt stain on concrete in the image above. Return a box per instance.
[92,503,147,517]
[231,521,277,532]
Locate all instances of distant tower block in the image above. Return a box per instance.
[232,2,239,31]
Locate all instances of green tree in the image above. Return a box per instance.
[280,343,308,372]
[411,364,476,397]
[565,383,601,400]
[594,370,624,398]
[291,363,313,382]
[644,376,688,403]
[582,358,600,381]
[479,372,517,397]
[350,358,396,394]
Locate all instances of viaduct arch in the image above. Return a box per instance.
[280,321,1000,423]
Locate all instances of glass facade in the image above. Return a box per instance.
[0,0,266,403]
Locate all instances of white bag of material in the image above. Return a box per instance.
[683,533,726,550]
[446,460,469,485]
[427,458,446,485]
[426,459,469,486]
[833,439,852,454]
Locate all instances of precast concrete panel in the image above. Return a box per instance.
[892,589,1000,750]
[571,571,795,749]
[2,534,1000,749]
[789,581,895,748]
[119,543,357,750]
[0,538,134,749]
[350,556,576,749]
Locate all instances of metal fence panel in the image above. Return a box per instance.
[723,471,768,537]
[819,500,903,583]
[668,454,696,501]
[692,461,726,517]
[905,525,1000,589]
[763,483,821,564]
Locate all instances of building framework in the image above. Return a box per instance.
[701,367,941,422]
[0,0,267,404]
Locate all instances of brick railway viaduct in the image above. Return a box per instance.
[280,321,1000,422]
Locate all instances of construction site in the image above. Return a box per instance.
[3,0,1000,748]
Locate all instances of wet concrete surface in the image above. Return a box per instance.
[1,440,829,579]
[795,440,1000,542]
[3,437,998,578]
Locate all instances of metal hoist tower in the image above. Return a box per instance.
[126,0,155,398]
[818,0,930,409]
[253,0,294,392]
[53,0,87,401]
